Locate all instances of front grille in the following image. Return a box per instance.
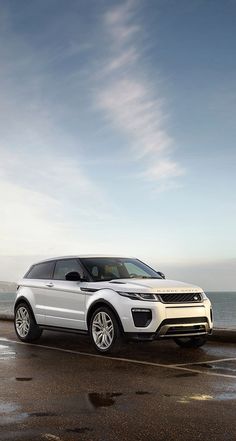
[158,292,202,303]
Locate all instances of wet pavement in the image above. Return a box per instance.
[0,320,236,441]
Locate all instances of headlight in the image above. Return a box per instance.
[118,292,159,301]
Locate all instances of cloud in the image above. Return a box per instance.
[143,159,185,180]
[96,0,184,187]
[98,78,171,157]
[104,0,140,44]
[106,48,139,71]
[0,5,118,257]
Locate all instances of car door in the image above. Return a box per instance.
[44,258,87,330]
[23,260,56,325]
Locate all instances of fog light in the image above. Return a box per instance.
[131,309,152,327]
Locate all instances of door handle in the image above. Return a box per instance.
[45,282,54,288]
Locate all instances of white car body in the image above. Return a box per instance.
[15,255,213,343]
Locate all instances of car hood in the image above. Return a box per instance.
[92,278,203,293]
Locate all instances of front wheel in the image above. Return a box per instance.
[89,307,121,353]
[174,335,208,348]
[14,303,42,342]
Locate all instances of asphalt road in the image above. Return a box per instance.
[0,320,236,441]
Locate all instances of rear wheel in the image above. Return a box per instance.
[89,307,121,354]
[174,335,208,348]
[14,303,42,342]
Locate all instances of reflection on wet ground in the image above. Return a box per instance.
[177,391,236,403]
[0,344,16,360]
[191,361,236,373]
[0,322,236,441]
[0,401,28,425]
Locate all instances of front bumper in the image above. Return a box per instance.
[116,297,213,338]
[125,316,212,341]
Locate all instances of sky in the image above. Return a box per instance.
[0,0,236,289]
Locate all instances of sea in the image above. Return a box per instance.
[0,287,235,330]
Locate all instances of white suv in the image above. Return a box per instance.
[14,256,213,353]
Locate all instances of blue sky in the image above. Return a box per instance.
[0,0,235,288]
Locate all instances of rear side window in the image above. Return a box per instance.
[53,259,82,280]
[26,261,55,279]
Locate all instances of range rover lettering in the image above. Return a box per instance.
[14,256,213,353]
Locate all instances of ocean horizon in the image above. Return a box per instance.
[0,285,235,330]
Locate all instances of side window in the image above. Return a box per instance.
[26,261,55,279]
[53,259,81,281]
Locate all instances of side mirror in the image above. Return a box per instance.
[157,271,165,279]
[65,271,82,281]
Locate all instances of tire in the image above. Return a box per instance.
[174,335,208,348]
[89,306,121,354]
[14,302,42,342]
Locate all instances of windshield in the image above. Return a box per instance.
[80,258,162,282]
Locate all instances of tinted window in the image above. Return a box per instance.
[26,261,55,279]
[53,259,82,280]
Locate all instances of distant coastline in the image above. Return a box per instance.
[0,282,235,329]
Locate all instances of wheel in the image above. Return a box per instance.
[174,335,208,348]
[14,303,42,342]
[89,307,121,354]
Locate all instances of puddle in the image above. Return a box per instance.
[16,377,32,382]
[0,344,16,360]
[65,427,91,434]
[29,412,56,417]
[174,373,199,378]
[135,391,151,395]
[88,392,122,408]
[0,401,28,424]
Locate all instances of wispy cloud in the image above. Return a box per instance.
[0,7,113,256]
[96,0,184,188]
[143,160,185,181]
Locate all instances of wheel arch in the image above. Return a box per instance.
[14,296,36,321]
[86,299,124,334]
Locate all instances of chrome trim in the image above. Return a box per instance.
[158,321,211,338]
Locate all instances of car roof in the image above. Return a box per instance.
[33,255,135,265]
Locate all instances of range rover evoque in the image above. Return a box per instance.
[14,256,213,353]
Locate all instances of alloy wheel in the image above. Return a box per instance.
[15,306,30,338]
[92,311,114,350]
